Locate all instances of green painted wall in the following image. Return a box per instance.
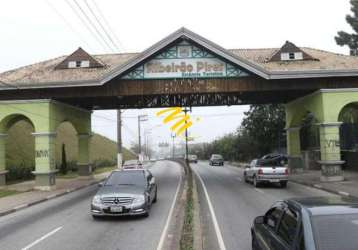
[286,89,358,166]
[0,100,92,184]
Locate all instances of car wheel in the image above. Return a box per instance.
[143,202,150,217]
[244,173,249,183]
[92,215,100,220]
[252,235,258,250]
[280,181,288,188]
[253,176,260,187]
[153,188,158,203]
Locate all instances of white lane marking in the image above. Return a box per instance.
[236,177,242,181]
[254,188,265,194]
[157,165,183,250]
[192,168,227,250]
[22,226,62,250]
[339,191,350,197]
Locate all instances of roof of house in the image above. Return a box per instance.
[1,27,358,89]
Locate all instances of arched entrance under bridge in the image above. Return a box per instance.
[338,102,358,170]
[2,28,358,187]
[0,100,92,190]
[0,114,35,186]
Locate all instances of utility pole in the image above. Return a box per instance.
[117,110,123,169]
[137,115,148,162]
[138,116,141,161]
[171,133,176,159]
[183,107,191,165]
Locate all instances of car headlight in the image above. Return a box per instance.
[133,195,145,205]
[92,195,102,205]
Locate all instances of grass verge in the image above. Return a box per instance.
[180,165,194,250]
[0,189,21,198]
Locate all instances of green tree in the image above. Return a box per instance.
[335,0,358,55]
[241,104,286,155]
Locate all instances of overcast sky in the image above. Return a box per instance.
[0,0,353,149]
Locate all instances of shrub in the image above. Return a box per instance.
[6,164,35,182]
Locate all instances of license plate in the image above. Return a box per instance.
[110,206,123,213]
[270,179,280,183]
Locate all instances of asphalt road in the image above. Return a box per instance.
[192,161,336,250]
[0,161,183,250]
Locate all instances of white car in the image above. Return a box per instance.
[187,154,198,163]
[243,159,288,188]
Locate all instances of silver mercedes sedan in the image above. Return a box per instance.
[91,169,157,218]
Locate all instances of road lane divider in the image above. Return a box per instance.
[157,165,183,250]
[22,226,62,250]
[254,188,265,194]
[192,167,227,250]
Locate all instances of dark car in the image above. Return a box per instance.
[209,154,224,166]
[261,153,288,166]
[251,196,358,250]
[91,169,157,218]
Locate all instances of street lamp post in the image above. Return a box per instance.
[171,133,176,159]
[183,107,191,165]
[138,115,148,161]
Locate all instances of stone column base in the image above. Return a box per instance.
[318,160,345,182]
[0,170,8,186]
[288,156,304,173]
[78,163,93,180]
[32,170,58,191]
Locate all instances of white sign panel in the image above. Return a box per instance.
[144,58,227,79]
[122,42,249,79]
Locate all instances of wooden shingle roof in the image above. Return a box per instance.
[1,27,358,89]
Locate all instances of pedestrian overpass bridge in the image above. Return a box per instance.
[1,27,358,190]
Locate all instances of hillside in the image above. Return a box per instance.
[6,120,136,169]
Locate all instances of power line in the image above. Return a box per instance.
[90,0,126,51]
[72,0,115,52]
[83,0,120,52]
[44,0,94,51]
[65,0,108,52]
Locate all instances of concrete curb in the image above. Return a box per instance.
[0,178,105,217]
[161,160,186,250]
[192,170,203,250]
[289,179,358,199]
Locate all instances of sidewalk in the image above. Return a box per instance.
[0,171,111,216]
[289,170,358,198]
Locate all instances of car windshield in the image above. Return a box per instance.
[311,213,358,250]
[212,155,223,159]
[105,171,145,187]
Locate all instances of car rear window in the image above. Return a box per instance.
[311,213,358,250]
[105,171,145,187]
[212,155,223,159]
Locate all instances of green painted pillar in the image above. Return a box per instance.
[77,133,93,179]
[0,133,8,186]
[286,127,303,172]
[32,132,58,191]
[318,123,345,181]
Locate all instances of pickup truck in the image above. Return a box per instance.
[243,158,289,188]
